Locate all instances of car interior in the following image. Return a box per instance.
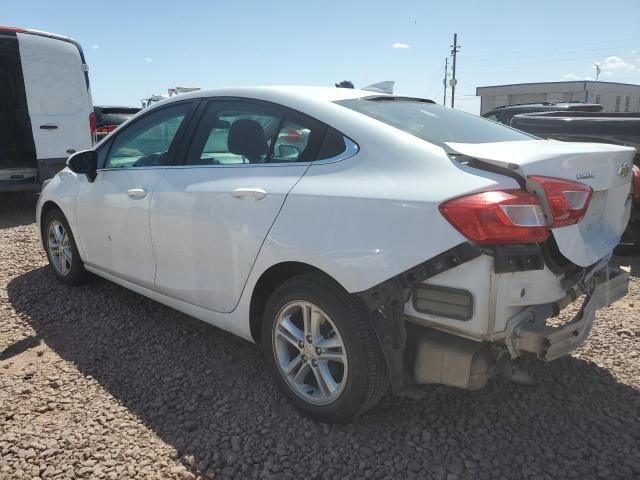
[0,37,37,171]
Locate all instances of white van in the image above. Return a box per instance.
[0,26,93,192]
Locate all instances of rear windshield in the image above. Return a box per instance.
[95,108,140,126]
[335,97,533,148]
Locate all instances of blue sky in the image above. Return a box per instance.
[4,0,640,113]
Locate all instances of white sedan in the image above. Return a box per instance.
[37,86,634,422]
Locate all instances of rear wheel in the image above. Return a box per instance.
[262,273,388,423]
[44,209,87,285]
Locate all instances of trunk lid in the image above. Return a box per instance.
[446,140,636,267]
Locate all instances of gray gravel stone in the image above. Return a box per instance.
[1,193,639,480]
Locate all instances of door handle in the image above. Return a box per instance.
[127,188,148,200]
[231,186,267,200]
[39,124,58,130]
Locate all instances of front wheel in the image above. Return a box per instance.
[43,209,87,285]
[261,273,388,423]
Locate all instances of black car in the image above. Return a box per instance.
[93,106,140,142]
[482,102,603,126]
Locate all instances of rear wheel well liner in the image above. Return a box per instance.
[249,262,346,343]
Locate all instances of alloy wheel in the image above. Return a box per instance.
[272,300,348,405]
[47,220,72,276]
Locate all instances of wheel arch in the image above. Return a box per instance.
[39,200,63,243]
[249,261,348,343]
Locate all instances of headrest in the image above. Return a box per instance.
[228,119,268,157]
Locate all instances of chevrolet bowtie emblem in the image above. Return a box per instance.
[618,163,632,177]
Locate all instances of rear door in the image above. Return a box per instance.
[17,32,92,179]
[150,99,328,313]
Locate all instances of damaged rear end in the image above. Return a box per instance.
[360,140,635,393]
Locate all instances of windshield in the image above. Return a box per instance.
[335,97,534,148]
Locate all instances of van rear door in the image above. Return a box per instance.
[17,32,93,180]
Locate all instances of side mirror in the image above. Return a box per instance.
[67,150,98,181]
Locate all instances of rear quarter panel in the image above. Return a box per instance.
[248,130,521,295]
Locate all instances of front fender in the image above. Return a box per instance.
[37,169,83,258]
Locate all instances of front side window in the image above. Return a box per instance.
[335,97,533,148]
[186,100,343,165]
[103,103,192,169]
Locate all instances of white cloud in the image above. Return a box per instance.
[392,43,410,49]
[560,73,596,81]
[631,50,637,54]
[92,44,99,49]
[598,56,636,72]
[144,57,153,63]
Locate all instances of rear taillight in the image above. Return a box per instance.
[632,165,640,201]
[96,125,118,134]
[527,176,592,228]
[439,190,549,245]
[89,112,97,144]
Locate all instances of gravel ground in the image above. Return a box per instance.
[1,192,639,480]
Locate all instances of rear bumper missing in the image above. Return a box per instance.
[506,265,629,361]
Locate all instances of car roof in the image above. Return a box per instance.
[145,86,385,112]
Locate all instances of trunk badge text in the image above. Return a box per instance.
[576,172,595,180]
[617,163,632,177]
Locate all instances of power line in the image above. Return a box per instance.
[459,53,635,69]
[463,44,640,66]
[463,36,640,60]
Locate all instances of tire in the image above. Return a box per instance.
[43,209,88,285]
[261,272,388,423]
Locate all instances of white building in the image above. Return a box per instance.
[476,81,640,115]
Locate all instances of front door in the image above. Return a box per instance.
[75,101,195,288]
[151,99,328,313]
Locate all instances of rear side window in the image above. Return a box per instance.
[317,127,347,160]
[186,100,283,165]
[185,100,348,165]
[335,97,533,148]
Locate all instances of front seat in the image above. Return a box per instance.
[227,119,269,163]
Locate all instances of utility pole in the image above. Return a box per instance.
[443,57,448,105]
[594,63,601,81]
[450,33,460,108]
